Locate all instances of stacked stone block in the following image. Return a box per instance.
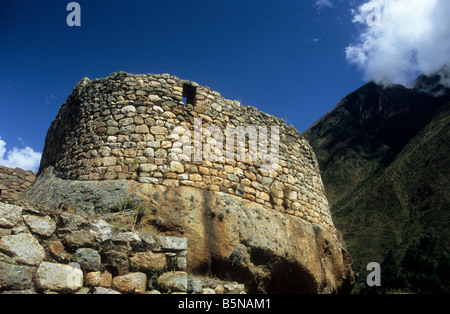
[0,166,36,201]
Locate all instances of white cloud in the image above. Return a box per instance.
[0,137,42,172]
[346,0,450,87]
[315,0,334,9]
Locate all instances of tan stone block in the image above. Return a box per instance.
[161,141,172,149]
[185,164,198,173]
[224,165,234,173]
[100,271,113,288]
[244,186,256,195]
[165,172,178,179]
[140,164,157,173]
[180,180,195,187]
[189,174,203,181]
[155,149,167,158]
[85,271,101,287]
[177,173,189,180]
[112,273,147,294]
[209,168,218,176]
[245,171,256,181]
[150,126,168,135]
[155,158,166,165]
[135,124,149,134]
[103,157,117,167]
[111,149,123,157]
[287,175,296,185]
[211,177,223,185]
[118,173,132,180]
[130,252,167,272]
[209,185,220,191]
[89,158,102,167]
[124,148,137,158]
[258,191,271,202]
[104,172,118,180]
[170,161,185,173]
[107,166,122,172]
[198,166,210,175]
[292,202,302,211]
[163,179,179,187]
[288,190,298,201]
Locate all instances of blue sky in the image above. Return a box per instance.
[2,1,447,171]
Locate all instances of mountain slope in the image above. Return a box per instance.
[302,78,450,293]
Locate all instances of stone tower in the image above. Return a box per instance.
[22,72,354,293]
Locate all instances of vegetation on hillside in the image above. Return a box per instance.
[303,77,450,294]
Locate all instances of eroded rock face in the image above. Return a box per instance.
[21,167,354,293]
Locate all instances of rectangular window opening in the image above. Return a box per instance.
[182,84,196,106]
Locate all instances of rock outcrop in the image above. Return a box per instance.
[18,72,354,293]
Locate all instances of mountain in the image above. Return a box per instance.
[303,74,450,293]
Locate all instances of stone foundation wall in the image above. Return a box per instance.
[39,72,334,232]
[0,201,245,294]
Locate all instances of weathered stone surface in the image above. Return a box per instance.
[73,248,102,272]
[171,256,187,271]
[112,272,147,294]
[100,271,113,288]
[94,287,121,294]
[23,215,56,237]
[22,168,141,213]
[158,236,187,252]
[64,229,95,249]
[35,262,83,292]
[0,232,45,266]
[85,271,102,287]
[48,240,72,263]
[130,251,167,272]
[201,288,216,294]
[0,261,34,290]
[157,271,188,292]
[85,270,112,289]
[112,231,141,245]
[58,213,88,231]
[91,219,112,242]
[0,203,22,228]
[170,161,185,173]
[187,278,203,294]
[153,185,352,293]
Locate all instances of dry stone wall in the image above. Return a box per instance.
[39,72,334,233]
[0,166,36,201]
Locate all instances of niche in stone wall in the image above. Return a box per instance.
[182,84,196,106]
